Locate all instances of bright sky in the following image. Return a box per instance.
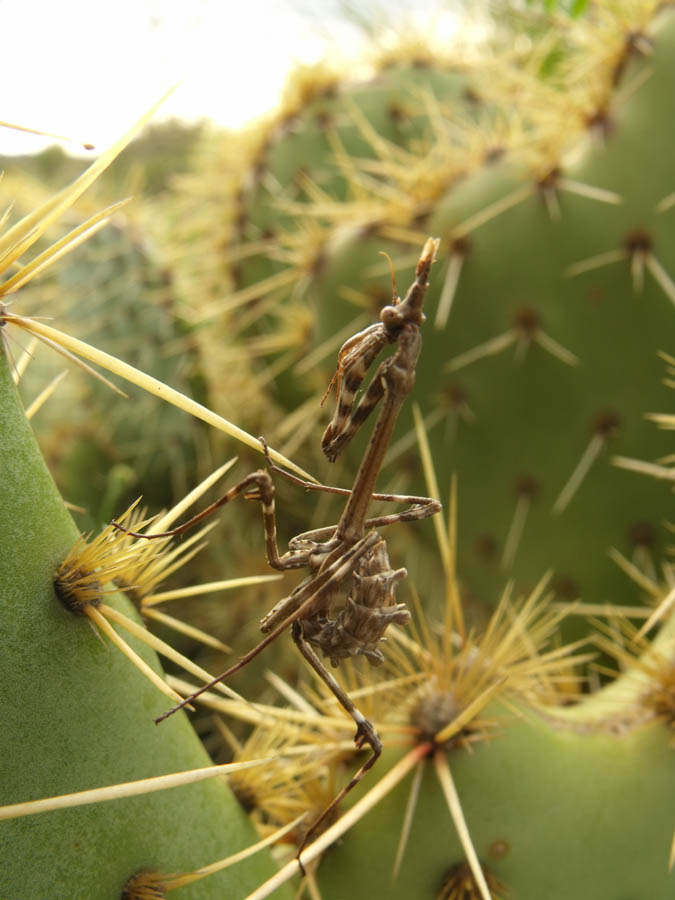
[0,0,325,154]
[0,0,464,156]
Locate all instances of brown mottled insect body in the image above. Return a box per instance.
[322,256,427,464]
[301,538,409,668]
[112,238,441,856]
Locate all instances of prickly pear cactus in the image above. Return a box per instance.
[22,212,206,527]
[0,121,294,899]
[6,4,675,900]
[0,348,291,899]
[170,3,674,629]
[150,4,675,899]
[318,687,675,900]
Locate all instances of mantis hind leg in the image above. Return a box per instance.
[290,620,382,861]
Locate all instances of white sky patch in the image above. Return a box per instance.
[0,0,466,157]
[0,0,325,155]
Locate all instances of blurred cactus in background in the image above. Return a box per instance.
[2,124,208,521]
[168,0,674,632]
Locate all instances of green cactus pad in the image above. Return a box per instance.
[178,8,674,633]
[316,694,675,899]
[0,351,290,899]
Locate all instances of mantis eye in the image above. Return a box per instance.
[381,305,403,328]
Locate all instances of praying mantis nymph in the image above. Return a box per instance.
[113,237,441,857]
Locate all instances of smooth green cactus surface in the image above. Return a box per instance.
[0,351,289,899]
[318,692,675,899]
